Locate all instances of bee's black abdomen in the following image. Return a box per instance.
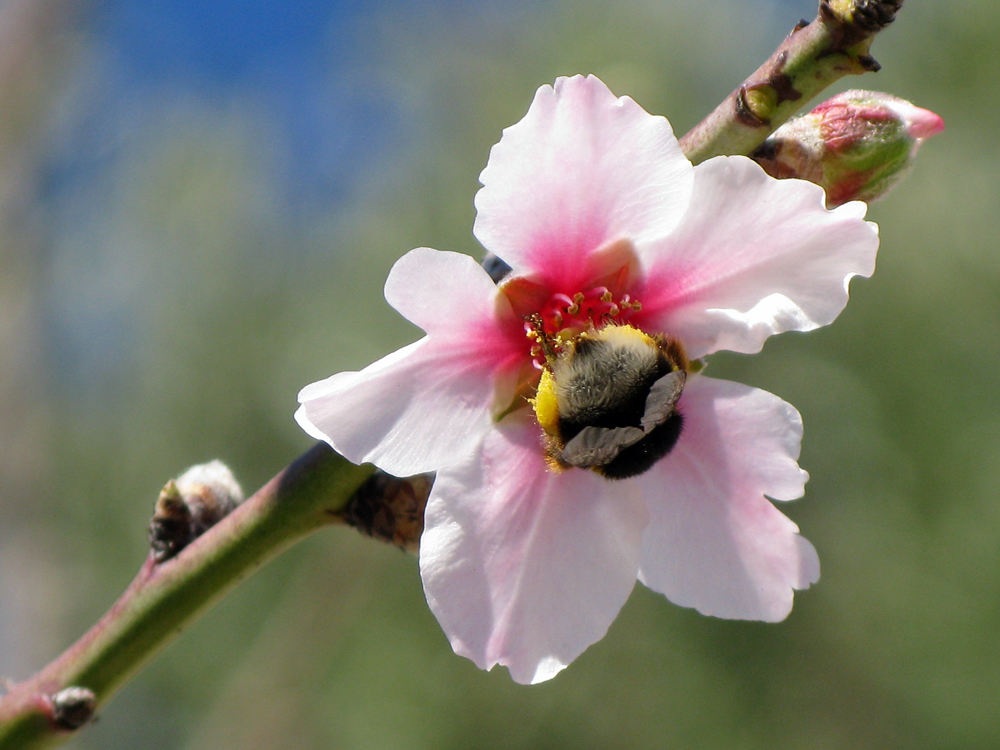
[597,412,684,480]
[544,324,689,480]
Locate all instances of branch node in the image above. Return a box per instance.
[736,86,768,127]
[822,0,901,50]
[858,54,881,72]
[853,0,902,31]
[49,687,96,731]
[337,471,433,552]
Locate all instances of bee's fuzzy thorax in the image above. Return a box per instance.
[529,323,689,480]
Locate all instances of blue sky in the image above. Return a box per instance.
[37,0,813,392]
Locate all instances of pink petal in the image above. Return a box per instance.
[296,249,526,476]
[420,411,648,684]
[474,74,693,292]
[632,156,879,359]
[883,97,945,141]
[637,376,819,621]
[905,106,945,140]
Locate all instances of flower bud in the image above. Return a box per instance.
[752,90,944,206]
[149,460,244,562]
[339,470,432,553]
[48,687,96,731]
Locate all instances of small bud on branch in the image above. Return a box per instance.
[338,471,433,552]
[48,688,96,732]
[149,461,244,562]
[752,90,943,206]
[681,0,905,164]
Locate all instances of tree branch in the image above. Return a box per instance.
[0,444,373,750]
[679,0,902,165]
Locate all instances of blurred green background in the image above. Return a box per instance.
[0,0,995,747]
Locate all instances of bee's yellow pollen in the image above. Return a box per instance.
[531,369,561,436]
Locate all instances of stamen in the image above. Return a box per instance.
[525,286,645,368]
[536,288,642,332]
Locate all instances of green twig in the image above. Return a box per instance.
[0,443,373,750]
[680,0,902,164]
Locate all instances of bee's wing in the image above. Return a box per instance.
[560,425,645,468]
[640,370,686,431]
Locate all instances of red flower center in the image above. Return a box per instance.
[523,287,643,368]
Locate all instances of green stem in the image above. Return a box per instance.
[0,443,373,750]
[679,0,902,164]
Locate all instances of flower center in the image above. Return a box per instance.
[518,286,688,481]
[524,287,642,368]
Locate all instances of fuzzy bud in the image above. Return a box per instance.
[149,460,244,562]
[752,90,944,207]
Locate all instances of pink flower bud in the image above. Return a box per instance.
[752,90,943,207]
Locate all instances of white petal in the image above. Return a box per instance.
[474,75,693,290]
[637,376,819,621]
[296,250,527,475]
[420,411,647,684]
[383,248,516,336]
[633,155,879,358]
[296,341,481,474]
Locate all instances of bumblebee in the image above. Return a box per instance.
[531,323,689,480]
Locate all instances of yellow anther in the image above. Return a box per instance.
[573,292,585,303]
[601,290,613,302]
[608,304,619,317]
[566,303,579,315]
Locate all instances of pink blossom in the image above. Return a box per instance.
[296,75,879,683]
[754,90,945,206]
